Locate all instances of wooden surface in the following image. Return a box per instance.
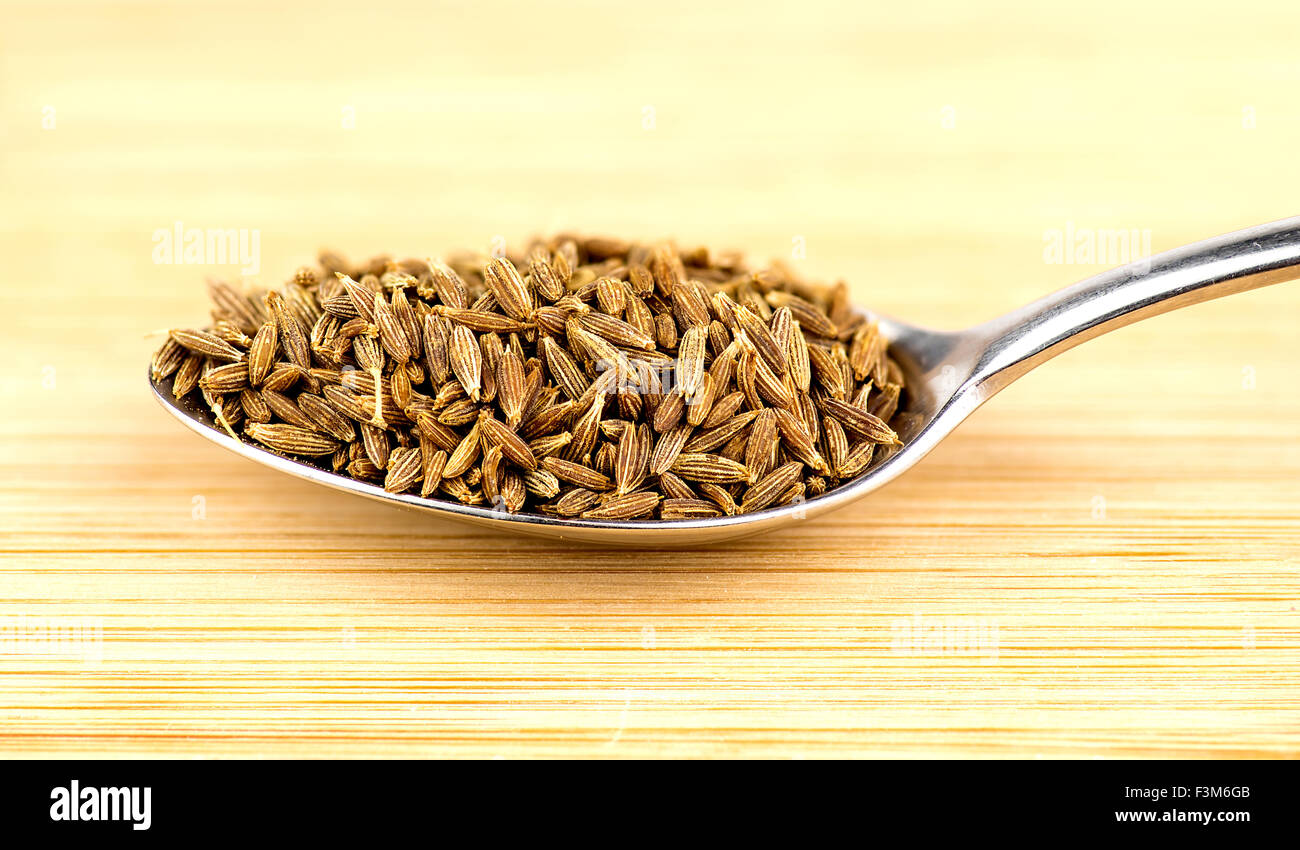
[2,0,1298,758]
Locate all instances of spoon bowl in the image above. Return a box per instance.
[150,217,1300,546]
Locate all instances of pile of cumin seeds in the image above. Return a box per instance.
[151,236,905,521]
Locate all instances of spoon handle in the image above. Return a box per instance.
[966,216,1300,394]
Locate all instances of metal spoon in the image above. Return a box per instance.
[150,217,1300,546]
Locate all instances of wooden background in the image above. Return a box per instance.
[2,0,1298,758]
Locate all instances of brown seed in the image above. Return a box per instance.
[198,362,249,394]
[553,488,599,517]
[578,311,655,350]
[482,257,533,321]
[649,425,693,476]
[420,448,449,498]
[627,264,654,296]
[151,336,185,382]
[657,472,697,500]
[564,396,603,463]
[480,445,504,507]
[208,321,251,347]
[595,277,627,315]
[670,453,749,484]
[500,470,526,512]
[438,306,532,334]
[322,292,359,319]
[615,423,646,495]
[698,482,739,516]
[541,456,612,491]
[260,389,315,429]
[533,305,571,335]
[449,324,483,401]
[617,386,643,420]
[685,372,716,428]
[260,291,308,370]
[282,282,320,331]
[649,245,682,296]
[240,388,272,423]
[440,475,483,505]
[247,322,278,386]
[496,348,527,427]
[849,321,886,382]
[625,293,656,338]
[299,393,357,442]
[169,328,245,362]
[245,423,338,456]
[565,318,627,374]
[807,343,845,399]
[528,431,573,458]
[206,278,263,334]
[869,382,902,423]
[684,410,757,453]
[752,352,794,409]
[823,415,849,473]
[338,273,378,322]
[414,412,461,452]
[520,399,574,440]
[360,423,390,470]
[422,312,450,384]
[794,390,820,444]
[837,441,876,478]
[551,247,575,285]
[786,319,812,393]
[391,288,421,357]
[660,498,724,520]
[389,365,412,410]
[702,391,745,429]
[773,408,831,475]
[652,389,686,433]
[745,409,779,482]
[719,430,748,464]
[530,258,565,302]
[676,325,708,400]
[444,420,483,478]
[671,284,711,328]
[734,305,787,376]
[709,291,738,328]
[736,348,761,410]
[818,397,900,445]
[384,446,424,493]
[654,313,678,349]
[321,384,368,423]
[777,481,806,507]
[425,259,468,309]
[347,458,383,481]
[740,461,804,513]
[523,469,562,500]
[766,291,839,338]
[540,335,589,401]
[478,413,538,471]
[373,292,412,363]
[581,491,659,520]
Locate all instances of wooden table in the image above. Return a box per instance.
[2,0,1297,758]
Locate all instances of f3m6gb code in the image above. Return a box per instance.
[1194,787,1250,798]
